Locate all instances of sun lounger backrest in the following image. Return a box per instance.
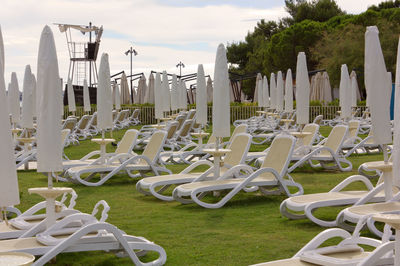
[223,133,251,166]
[187,109,196,119]
[175,115,186,130]
[365,128,375,145]
[166,121,179,139]
[115,129,138,154]
[63,118,76,131]
[178,119,194,138]
[347,120,360,138]
[141,131,167,163]
[313,115,323,125]
[77,115,91,130]
[261,135,295,176]
[302,123,319,147]
[112,110,118,121]
[61,129,70,147]
[228,124,247,145]
[321,125,348,156]
[90,112,97,126]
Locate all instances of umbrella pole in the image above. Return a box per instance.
[1,207,8,225]
[383,144,389,163]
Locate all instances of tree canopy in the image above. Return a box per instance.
[227,0,400,99]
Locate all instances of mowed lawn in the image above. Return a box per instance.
[15,125,383,265]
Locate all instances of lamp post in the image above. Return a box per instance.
[125,47,138,103]
[176,61,185,78]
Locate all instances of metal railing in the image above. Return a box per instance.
[64,105,368,124]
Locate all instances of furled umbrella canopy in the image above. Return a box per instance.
[393,36,400,186]
[0,25,19,208]
[154,72,163,120]
[257,77,263,108]
[161,71,171,113]
[21,65,34,129]
[254,73,262,103]
[206,77,213,103]
[270,73,276,110]
[170,74,179,111]
[120,72,131,105]
[322,72,332,103]
[276,71,284,112]
[31,74,37,117]
[36,25,63,173]
[144,72,154,104]
[212,44,230,138]
[365,26,392,145]
[114,82,121,110]
[83,79,91,112]
[67,78,76,113]
[180,80,188,109]
[97,53,113,131]
[196,64,207,126]
[350,71,361,107]
[139,75,147,104]
[285,69,293,112]
[295,52,310,125]
[0,26,4,76]
[9,72,20,125]
[339,64,352,119]
[262,75,269,108]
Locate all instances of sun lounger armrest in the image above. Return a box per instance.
[179,142,198,152]
[353,182,385,205]
[80,150,101,160]
[294,228,352,257]
[107,153,135,163]
[220,164,254,179]
[124,154,153,166]
[181,160,214,174]
[330,175,374,192]
[91,200,110,222]
[60,190,77,209]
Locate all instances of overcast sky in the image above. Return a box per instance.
[0,0,384,88]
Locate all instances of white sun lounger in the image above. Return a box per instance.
[136,133,252,201]
[66,131,170,186]
[172,134,303,208]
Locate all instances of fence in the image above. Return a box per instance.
[64,105,368,124]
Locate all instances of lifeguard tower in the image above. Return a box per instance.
[55,22,103,105]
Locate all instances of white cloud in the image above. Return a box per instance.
[0,0,384,89]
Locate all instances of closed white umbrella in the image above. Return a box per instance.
[154,72,163,120]
[97,53,113,133]
[67,78,76,113]
[0,25,19,217]
[285,69,293,112]
[212,44,230,139]
[139,75,147,104]
[7,83,11,116]
[207,77,213,103]
[229,83,235,102]
[270,73,277,110]
[114,82,121,110]
[0,26,4,76]
[322,72,332,103]
[144,73,154,104]
[339,64,352,119]
[276,71,284,112]
[196,64,207,126]
[393,36,400,187]
[349,71,360,107]
[257,76,263,108]
[295,52,310,125]
[171,74,179,112]
[254,73,261,103]
[365,26,391,148]
[83,79,91,112]
[36,25,64,228]
[9,72,20,126]
[262,75,269,108]
[120,72,131,105]
[161,71,170,114]
[21,65,34,129]
[31,74,37,118]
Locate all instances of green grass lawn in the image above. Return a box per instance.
[15,126,384,265]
